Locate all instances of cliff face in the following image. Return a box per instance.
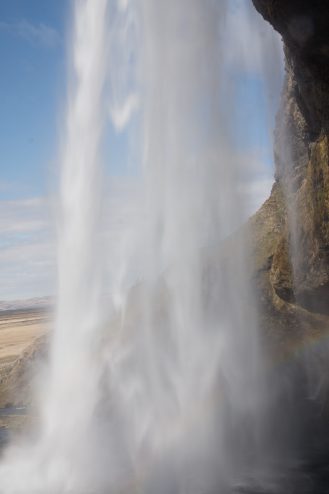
[249,0,329,355]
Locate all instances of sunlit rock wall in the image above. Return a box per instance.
[250,0,329,351]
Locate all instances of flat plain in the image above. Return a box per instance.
[0,309,49,371]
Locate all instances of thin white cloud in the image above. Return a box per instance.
[0,197,55,300]
[0,197,50,235]
[0,183,142,301]
[0,19,60,47]
[0,240,51,263]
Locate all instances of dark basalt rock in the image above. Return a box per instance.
[249,0,329,349]
[246,4,329,477]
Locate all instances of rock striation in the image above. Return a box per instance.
[250,0,329,356]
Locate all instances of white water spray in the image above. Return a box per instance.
[0,0,109,491]
[0,1,283,492]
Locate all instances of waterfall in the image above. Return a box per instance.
[0,1,283,492]
[0,0,110,490]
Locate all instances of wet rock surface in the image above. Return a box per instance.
[250,0,329,337]
[246,2,329,491]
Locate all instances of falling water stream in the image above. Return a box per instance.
[0,1,287,493]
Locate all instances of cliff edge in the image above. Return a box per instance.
[250,0,329,357]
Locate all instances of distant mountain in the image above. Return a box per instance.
[0,297,53,312]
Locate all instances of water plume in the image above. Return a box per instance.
[0,0,109,490]
[0,1,284,492]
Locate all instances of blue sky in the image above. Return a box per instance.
[0,1,68,300]
[0,0,68,200]
[0,0,283,301]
